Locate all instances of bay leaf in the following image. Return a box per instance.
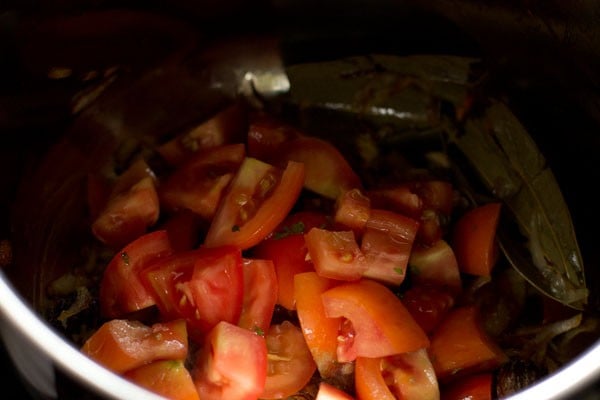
[451,100,587,309]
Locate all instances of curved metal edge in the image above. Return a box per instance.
[0,272,166,400]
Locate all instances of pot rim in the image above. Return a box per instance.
[0,271,164,400]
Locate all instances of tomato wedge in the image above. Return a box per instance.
[321,279,429,362]
[355,349,439,400]
[334,188,371,233]
[194,321,267,400]
[238,258,278,335]
[81,319,188,374]
[99,230,173,318]
[409,240,462,295]
[441,373,493,400]
[316,382,354,400]
[402,284,456,334]
[452,203,501,276]
[305,228,367,281]
[157,103,248,166]
[92,175,160,249]
[262,321,317,399]
[159,143,246,219]
[277,136,362,199]
[429,306,507,381]
[124,360,200,400]
[294,272,341,378]
[204,158,305,250]
[361,209,419,285]
[142,246,244,340]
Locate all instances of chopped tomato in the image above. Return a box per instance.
[194,321,267,400]
[441,373,493,400]
[452,202,501,276]
[159,209,206,252]
[142,246,244,340]
[334,188,371,233]
[81,319,188,374]
[157,103,248,166]
[92,175,160,249]
[277,136,362,199]
[368,180,454,245]
[124,360,200,400]
[246,112,300,162]
[204,158,305,250]
[159,143,245,220]
[429,306,507,381]
[409,240,462,295]
[355,349,439,400]
[361,209,419,285]
[321,279,429,362]
[237,258,278,334]
[253,234,313,310]
[316,382,354,400]
[262,321,317,399]
[304,228,367,281]
[294,272,341,378]
[99,230,173,318]
[402,285,456,334]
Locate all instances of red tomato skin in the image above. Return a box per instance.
[262,321,317,399]
[305,228,367,281]
[246,113,300,161]
[429,306,507,382]
[157,103,248,166]
[253,234,313,310]
[409,240,462,296]
[402,285,456,334]
[159,209,205,252]
[124,360,200,400]
[204,158,305,250]
[294,272,341,378]
[81,319,188,374]
[142,246,244,340]
[316,382,354,400]
[321,279,429,362]
[92,176,160,249]
[335,188,371,233]
[194,321,267,400]
[99,230,173,319]
[441,373,493,400]
[277,136,362,199]
[361,209,419,285]
[452,203,501,276]
[159,143,246,219]
[238,258,278,334]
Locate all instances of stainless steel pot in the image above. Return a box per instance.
[1,1,599,399]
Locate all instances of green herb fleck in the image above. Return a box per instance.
[253,326,265,336]
[121,252,130,265]
[232,225,240,232]
[273,221,305,240]
[394,267,404,275]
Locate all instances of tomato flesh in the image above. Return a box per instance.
[124,360,200,400]
[81,319,188,374]
[262,321,317,399]
[204,158,305,250]
[321,279,429,362]
[194,321,267,400]
[237,258,278,334]
[142,246,244,340]
[294,272,341,378]
[452,203,501,276]
[159,143,245,220]
[99,230,173,318]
